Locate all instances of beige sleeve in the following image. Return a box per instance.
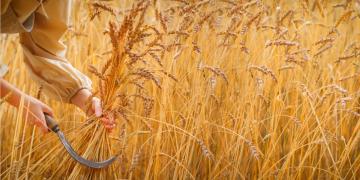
[19,0,92,103]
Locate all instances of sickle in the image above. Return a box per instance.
[44,114,117,169]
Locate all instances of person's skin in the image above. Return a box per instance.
[0,78,115,133]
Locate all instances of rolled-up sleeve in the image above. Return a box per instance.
[18,0,92,102]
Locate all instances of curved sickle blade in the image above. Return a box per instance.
[56,131,117,169]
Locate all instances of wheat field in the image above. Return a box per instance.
[0,0,360,179]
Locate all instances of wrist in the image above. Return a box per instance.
[9,91,25,108]
[70,88,92,112]
[0,79,26,108]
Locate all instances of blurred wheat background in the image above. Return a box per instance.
[1,0,360,179]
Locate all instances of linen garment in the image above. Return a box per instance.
[1,0,92,102]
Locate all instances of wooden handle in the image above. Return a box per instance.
[44,114,60,133]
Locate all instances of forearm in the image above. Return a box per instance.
[0,78,25,108]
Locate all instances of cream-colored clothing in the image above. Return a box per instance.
[1,0,92,102]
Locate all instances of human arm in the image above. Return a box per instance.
[14,0,114,131]
[0,78,53,133]
[0,78,114,132]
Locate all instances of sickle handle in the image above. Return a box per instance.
[44,114,60,133]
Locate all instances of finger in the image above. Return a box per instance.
[100,117,112,125]
[102,117,116,127]
[100,117,114,124]
[104,124,112,129]
[104,124,115,130]
[34,118,49,134]
[102,112,115,124]
[39,113,50,133]
[42,104,54,117]
[23,110,34,126]
[27,117,35,126]
[108,113,115,124]
[87,108,95,116]
[102,122,114,129]
[92,98,102,117]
